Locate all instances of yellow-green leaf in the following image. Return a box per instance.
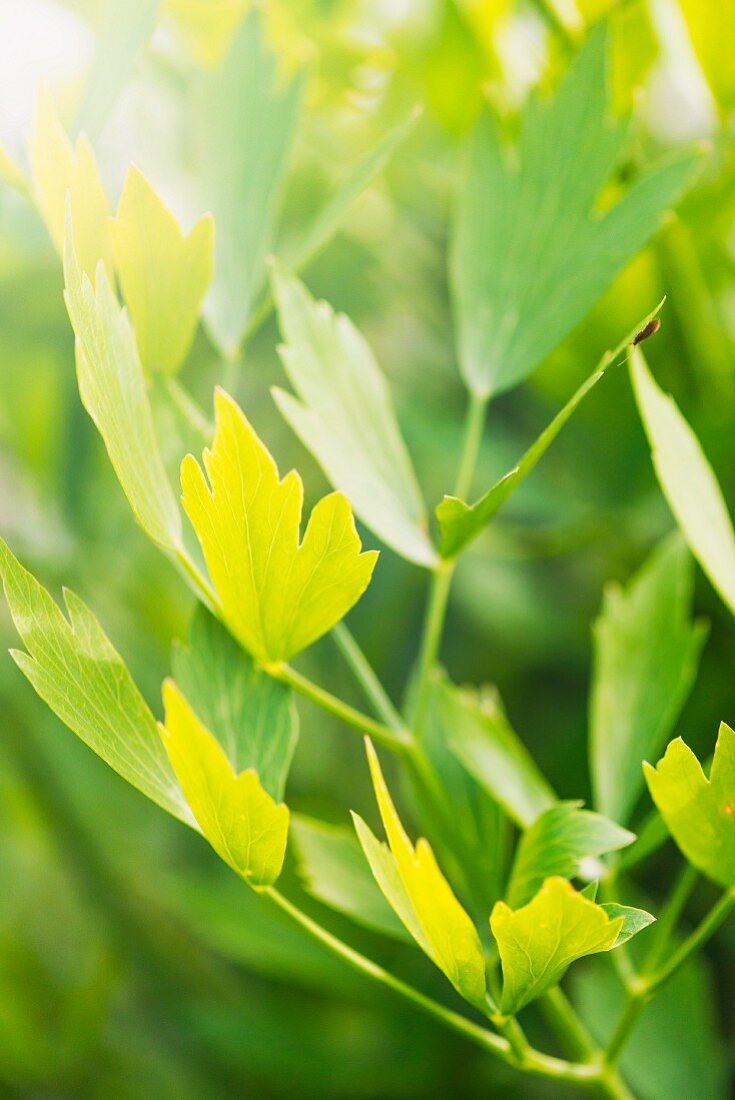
[644,724,735,888]
[490,876,625,1014]
[111,165,214,376]
[160,678,289,888]
[181,388,377,666]
[63,221,183,551]
[28,83,113,280]
[678,0,735,113]
[354,738,487,1008]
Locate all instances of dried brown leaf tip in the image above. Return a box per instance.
[632,317,661,345]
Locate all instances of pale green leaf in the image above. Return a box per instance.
[491,876,625,1014]
[63,220,182,551]
[72,0,160,140]
[172,606,298,800]
[111,165,214,376]
[678,0,735,112]
[590,532,707,824]
[271,263,436,567]
[437,302,664,558]
[28,83,113,280]
[630,346,735,616]
[450,24,699,397]
[355,738,487,1007]
[291,815,409,941]
[190,10,301,355]
[644,723,735,887]
[444,682,555,827]
[507,802,635,908]
[0,539,191,825]
[600,903,656,947]
[181,388,378,666]
[160,678,289,887]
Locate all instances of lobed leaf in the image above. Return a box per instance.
[63,221,183,551]
[590,532,707,824]
[271,263,436,567]
[354,738,487,1007]
[0,539,191,825]
[436,302,665,558]
[644,723,735,888]
[160,678,289,888]
[28,83,113,280]
[450,23,699,398]
[630,346,735,617]
[181,388,378,666]
[507,802,635,908]
[444,682,555,827]
[291,815,409,941]
[172,606,298,801]
[111,165,214,376]
[491,876,633,1014]
[189,10,301,356]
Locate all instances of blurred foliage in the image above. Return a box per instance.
[1,0,735,1096]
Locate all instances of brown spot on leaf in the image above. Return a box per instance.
[633,318,661,345]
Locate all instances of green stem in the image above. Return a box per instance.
[273,663,411,752]
[162,376,212,442]
[642,864,698,975]
[331,622,407,733]
[411,392,487,730]
[604,887,735,1067]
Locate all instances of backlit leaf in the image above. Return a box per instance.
[507,802,635,908]
[181,388,378,666]
[271,263,436,567]
[354,738,487,1007]
[190,10,301,355]
[111,165,214,376]
[678,0,735,112]
[28,83,113,280]
[590,532,707,824]
[437,302,665,557]
[172,606,298,800]
[0,539,191,825]
[491,876,628,1014]
[644,723,735,887]
[160,678,289,887]
[444,682,555,827]
[630,346,735,617]
[63,221,182,551]
[291,815,409,940]
[450,24,699,397]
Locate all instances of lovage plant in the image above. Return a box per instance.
[3,14,735,1099]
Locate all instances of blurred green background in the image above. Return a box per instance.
[1,0,734,1096]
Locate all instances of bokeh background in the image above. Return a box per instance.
[1,0,734,1096]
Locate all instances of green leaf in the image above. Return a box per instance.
[436,302,665,558]
[491,877,627,1014]
[444,682,555,827]
[354,738,487,1007]
[0,539,191,825]
[160,678,289,888]
[63,220,182,552]
[630,346,735,617]
[271,263,436,567]
[600,903,656,948]
[678,0,735,112]
[291,815,410,941]
[172,606,298,801]
[111,165,214,376]
[450,23,699,398]
[644,723,735,887]
[507,802,635,908]
[28,83,113,280]
[72,0,160,140]
[190,10,301,355]
[181,388,378,666]
[284,109,420,273]
[590,532,707,824]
